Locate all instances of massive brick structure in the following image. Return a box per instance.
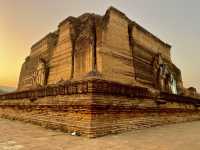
[17,7,183,94]
[0,7,200,137]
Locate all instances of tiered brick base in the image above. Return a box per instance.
[0,79,200,138]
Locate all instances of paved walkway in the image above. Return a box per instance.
[0,118,200,150]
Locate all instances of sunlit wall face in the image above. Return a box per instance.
[0,0,199,91]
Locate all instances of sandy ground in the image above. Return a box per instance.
[0,118,200,150]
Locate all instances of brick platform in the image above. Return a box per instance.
[0,79,200,138]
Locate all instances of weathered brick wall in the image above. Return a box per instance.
[1,79,200,138]
[89,94,200,137]
[132,24,171,61]
[18,7,183,92]
[90,109,200,137]
[0,94,93,137]
[97,8,135,85]
[18,33,57,91]
[1,94,200,138]
[48,22,73,84]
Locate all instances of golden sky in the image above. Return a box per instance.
[0,0,199,91]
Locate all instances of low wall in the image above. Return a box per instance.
[0,95,93,136]
[89,94,200,137]
[0,79,200,137]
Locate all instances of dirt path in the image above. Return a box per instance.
[0,118,200,150]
